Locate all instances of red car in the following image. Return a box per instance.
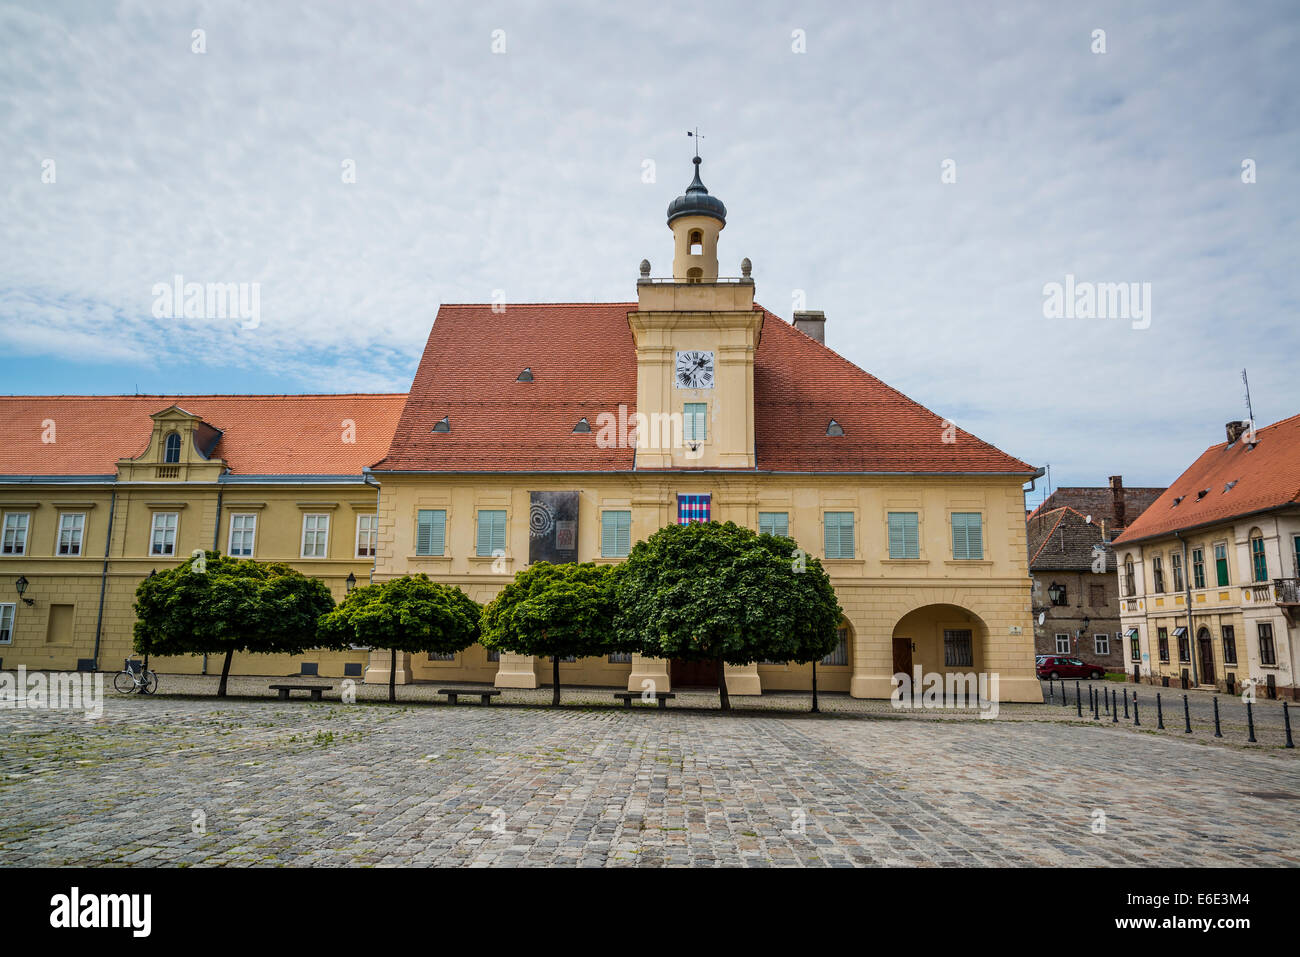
[1036,655,1104,680]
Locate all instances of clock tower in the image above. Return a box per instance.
[629,155,763,469]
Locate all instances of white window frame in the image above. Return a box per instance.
[301,513,330,559]
[2,512,30,556]
[0,602,14,644]
[1093,633,1109,656]
[951,512,984,560]
[355,513,378,558]
[887,511,920,560]
[415,509,446,557]
[757,511,789,538]
[823,511,855,560]
[227,513,257,557]
[683,402,707,442]
[476,509,507,557]
[601,510,632,559]
[1055,633,1071,654]
[150,512,178,557]
[57,512,86,557]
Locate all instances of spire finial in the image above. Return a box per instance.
[687,127,703,160]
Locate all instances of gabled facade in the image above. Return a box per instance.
[1113,415,1300,697]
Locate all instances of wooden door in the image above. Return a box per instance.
[1198,630,1216,684]
[893,636,913,677]
[671,659,718,687]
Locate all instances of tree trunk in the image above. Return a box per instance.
[716,658,731,711]
[217,649,234,698]
[552,656,561,707]
[811,660,819,713]
[388,647,397,703]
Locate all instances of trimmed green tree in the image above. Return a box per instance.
[480,561,619,706]
[317,574,481,702]
[133,551,338,697]
[612,521,842,710]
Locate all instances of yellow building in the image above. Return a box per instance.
[1113,415,1300,698]
[0,158,1044,701]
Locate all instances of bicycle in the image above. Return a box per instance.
[113,658,158,695]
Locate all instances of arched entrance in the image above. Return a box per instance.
[891,603,989,694]
[1197,627,1215,684]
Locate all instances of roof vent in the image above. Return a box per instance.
[1171,496,1183,507]
[432,416,450,433]
[1196,488,1209,500]
[1223,480,1238,493]
[826,419,844,437]
[572,417,591,433]
[516,367,533,382]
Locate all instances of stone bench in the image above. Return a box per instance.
[437,688,502,706]
[269,684,332,701]
[613,691,676,709]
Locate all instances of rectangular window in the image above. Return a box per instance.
[1157,627,1169,662]
[683,402,707,442]
[758,511,789,538]
[0,603,13,644]
[1222,625,1237,665]
[301,513,329,558]
[355,514,378,558]
[822,626,849,666]
[428,651,456,662]
[1151,556,1165,594]
[1055,633,1070,654]
[1251,536,1268,582]
[150,512,178,556]
[2,512,30,555]
[228,513,256,557]
[608,651,632,664]
[1214,543,1229,586]
[1129,630,1141,662]
[951,512,983,560]
[823,512,855,559]
[1170,552,1184,592]
[601,510,632,558]
[415,509,446,556]
[943,629,974,668]
[1176,628,1190,663]
[1094,633,1110,656]
[887,512,920,559]
[1191,547,1206,589]
[57,513,85,556]
[1258,622,1276,666]
[677,494,711,525]
[476,509,507,556]
[1090,583,1105,606]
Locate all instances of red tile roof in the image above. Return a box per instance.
[1112,412,1300,545]
[0,394,404,477]
[374,302,1035,474]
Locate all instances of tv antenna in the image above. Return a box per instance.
[1241,368,1256,427]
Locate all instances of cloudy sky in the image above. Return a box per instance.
[2,0,1296,501]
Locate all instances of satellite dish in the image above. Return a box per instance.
[1085,514,1093,524]
[1037,611,1045,626]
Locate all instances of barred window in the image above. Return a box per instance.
[821,626,849,666]
[943,629,973,668]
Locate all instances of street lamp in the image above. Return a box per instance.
[1047,581,1066,606]
[345,572,357,594]
[14,575,34,606]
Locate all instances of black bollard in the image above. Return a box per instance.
[1104,687,1111,715]
[1285,702,1294,749]
[1183,694,1192,734]
[1213,696,1222,737]
[1133,692,1140,726]
[1076,681,1082,717]
[1112,689,1118,723]
[1092,686,1099,720]
[1048,678,1054,702]
[1156,693,1164,730]
[1123,689,1129,719]
[1247,701,1257,743]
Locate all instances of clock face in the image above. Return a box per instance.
[675,350,715,389]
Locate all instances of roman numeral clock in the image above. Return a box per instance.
[675,350,714,389]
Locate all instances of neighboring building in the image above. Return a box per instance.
[0,396,403,677]
[1114,416,1300,698]
[1026,477,1163,670]
[1,158,1046,700]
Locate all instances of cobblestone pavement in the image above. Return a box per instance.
[2,693,1298,866]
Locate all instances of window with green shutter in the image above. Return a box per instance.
[951,512,983,560]
[758,511,789,538]
[1214,542,1229,586]
[476,510,506,556]
[887,511,919,559]
[1251,533,1268,582]
[683,402,707,442]
[415,509,446,556]
[823,512,854,559]
[601,510,631,558]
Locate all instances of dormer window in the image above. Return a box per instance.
[572,417,591,433]
[432,416,450,433]
[164,432,182,463]
[826,419,844,437]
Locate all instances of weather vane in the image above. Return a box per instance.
[687,127,703,159]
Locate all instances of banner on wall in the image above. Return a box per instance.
[529,491,580,564]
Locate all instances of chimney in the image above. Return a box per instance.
[793,310,825,344]
[1225,420,1249,444]
[1109,475,1126,529]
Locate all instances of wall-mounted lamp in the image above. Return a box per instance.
[14,575,35,606]
[345,572,357,594]
[1047,581,1066,605]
